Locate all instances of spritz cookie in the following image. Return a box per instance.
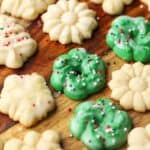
[0,15,37,68]
[127,124,150,150]
[4,130,63,150]
[50,48,106,100]
[1,0,56,20]
[70,98,132,150]
[90,0,133,15]
[42,0,98,44]
[109,62,150,112]
[0,73,55,127]
[106,16,150,63]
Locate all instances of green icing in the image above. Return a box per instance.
[106,16,150,63]
[70,98,132,150]
[50,48,106,101]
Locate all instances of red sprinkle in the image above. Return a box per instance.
[19,53,23,57]
[94,124,99,129]
[32,104,36,107]
[3,41,11,46]
[106,125,111,129]
[48,101,51,104]
[68,108,72,112]
[120,28,124,34]
[98,71,103,75]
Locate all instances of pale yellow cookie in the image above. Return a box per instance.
[90,0,133,15]
[0,73,55,127]
[1,0,56,20]
[127,124,150,150]
[108,62,150,112]
[0,15,37,69]
[140,0,150,11]
[42,0,98,44]
[0,139,3,150]
[4,130,63,150]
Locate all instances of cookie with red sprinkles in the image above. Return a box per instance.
[70,98,132,150]
[0,15,37,68]
[0,73,55,127]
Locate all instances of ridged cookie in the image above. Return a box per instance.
[128,124,150,150]
[4,130,63,150]
[90,0,133,15]
[1,0,56,20]
[109,62,150,112]
[0,73,55,127]
[42,0,98,44]
[0,15,37,68]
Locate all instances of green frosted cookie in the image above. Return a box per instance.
[106,16,150,63]
[70,98,132,150]
[50,48,106,101]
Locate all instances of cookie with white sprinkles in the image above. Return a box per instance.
[70,98,132,150]
[50,48,106,100]
[0,73,55,127]
[0,15,37,68]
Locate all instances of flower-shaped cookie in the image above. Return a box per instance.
[70,98,132,150]
[1,0,56,20]
[106,16,150,63]
[140,0,150,11]
[127,124,150,150]
[50,48,106,100]
[4,130,63,150]
[90,0,133,15]
[42,0,98,44]
[108,62,150,112]
[0,73,55,127]
[0,15,37,69]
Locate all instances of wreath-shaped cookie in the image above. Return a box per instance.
[106,16,150,63]
[90,0,133,15]
[70,98,132,150]
[127,124,150,150]
[42,0,98,44]
[50,48,106,100]
[1,0,56,20]
[108,62,150,112]
[0,15,37,68]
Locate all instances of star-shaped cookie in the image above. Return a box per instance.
[0,73,55,127]
[0,15,37,69]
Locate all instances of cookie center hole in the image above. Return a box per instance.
[129,77,147,92]
[75,70,81,75]
[61,12,77,25]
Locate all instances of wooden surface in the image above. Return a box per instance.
[0,0,149,149]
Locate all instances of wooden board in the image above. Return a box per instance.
[0,0,149,149]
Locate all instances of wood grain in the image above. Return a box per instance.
[0,0,149,149]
